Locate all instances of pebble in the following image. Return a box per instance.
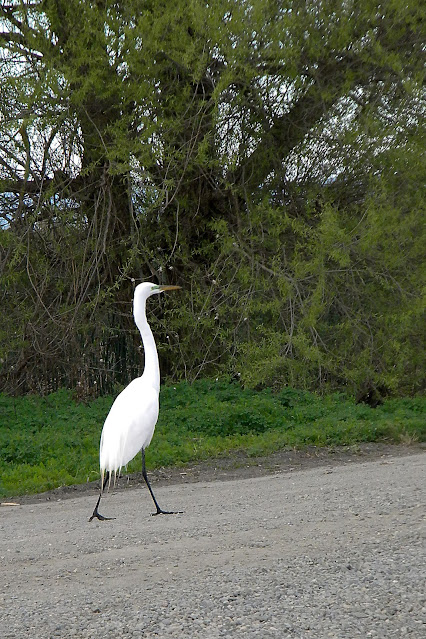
[1,453,425,638]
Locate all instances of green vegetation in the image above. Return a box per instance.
[1,7,423,502]
[1,2,425,399]
[1,380,424,498]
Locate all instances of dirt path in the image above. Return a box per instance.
[7,441,425,505]
[1,446,425,638]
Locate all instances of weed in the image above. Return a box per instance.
[0,380,424,497]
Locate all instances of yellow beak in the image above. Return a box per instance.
[158,285,182,292]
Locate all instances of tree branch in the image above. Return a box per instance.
[230,59,352,190]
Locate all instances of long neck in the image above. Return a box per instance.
[134,297,160,393]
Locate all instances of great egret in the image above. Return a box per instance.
[89,282,182,522]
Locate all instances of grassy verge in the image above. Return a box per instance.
[0,379,424,497]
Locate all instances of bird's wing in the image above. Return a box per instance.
[99,379,159,473]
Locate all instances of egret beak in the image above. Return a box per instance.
[158,285,182,292]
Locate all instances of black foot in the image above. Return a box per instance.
[151,508,183,516]
[89,509,116,522]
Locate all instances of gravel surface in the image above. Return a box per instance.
[1,451,425,638]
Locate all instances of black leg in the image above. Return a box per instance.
[141,448,182,516]
[89,471,116,522]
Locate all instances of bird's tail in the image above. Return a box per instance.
[100,467,120,493]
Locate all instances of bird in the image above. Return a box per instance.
[89,281,182,522]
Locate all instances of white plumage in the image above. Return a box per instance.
[89,281,181,521]
[99,377,159,479]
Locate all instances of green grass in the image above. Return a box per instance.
[0,380,425,497]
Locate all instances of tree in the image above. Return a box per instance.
[0,0,424,396]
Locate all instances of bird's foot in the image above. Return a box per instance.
[89,508,116,522]
[151,508,183,516]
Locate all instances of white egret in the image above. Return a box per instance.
[89,282,182,522]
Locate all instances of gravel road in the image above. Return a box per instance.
[1,451,425,638]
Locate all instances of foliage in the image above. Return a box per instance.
[0,1,425,396]
[0,380,424,497]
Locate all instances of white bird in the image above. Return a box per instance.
[89,281,182,522]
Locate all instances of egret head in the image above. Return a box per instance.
[134,282,181,299]
[133,282,181,329]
